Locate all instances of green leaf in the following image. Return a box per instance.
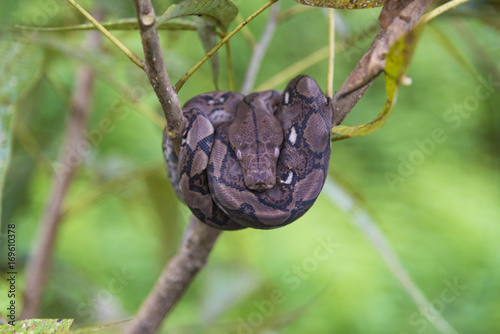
[15,17,197,32]
[331,24,423,139]
[294,0,385,9]
[0,319,73,333]
[66,318,133,333]
[194,17,220,90]
[0,38,44,222]
[157,0,238,32]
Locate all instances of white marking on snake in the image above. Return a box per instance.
[210,109,233,123]
[281,171,293,185]
[289,126,297,145]
[284,92,289,104]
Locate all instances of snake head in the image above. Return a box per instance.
[229,91,283,191]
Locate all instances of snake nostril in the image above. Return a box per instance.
[248,174,275,190]
[252,181,271,191]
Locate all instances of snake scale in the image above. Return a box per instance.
[163,75,333,230]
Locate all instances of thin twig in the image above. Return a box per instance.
[64,0,144,69]
[124,217,222,334]
[20,29,100,319]
[133,0,184,152]
[15,17,199,33]
[322,179,459,334]
[241,2,280,95]
[420,0,470,23]
[174,0,280,92]
[234,13,257,48]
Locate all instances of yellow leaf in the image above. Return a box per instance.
[331,24,423,141]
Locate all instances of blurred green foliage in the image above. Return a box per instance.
[1,1,499,333]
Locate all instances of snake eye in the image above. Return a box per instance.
[274,147,280,159]
[236,149,242,160]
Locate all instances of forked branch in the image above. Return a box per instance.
[127,1,436,333]
[127,1,222,333]
[332,0,434,126]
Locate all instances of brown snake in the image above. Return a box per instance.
[163,75,333,230]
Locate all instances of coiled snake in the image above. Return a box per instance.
[163,75,333,230]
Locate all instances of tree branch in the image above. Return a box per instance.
[133,0,184,153]
[331,0,434,126]
[127,1,224,333]
[20,29,99,319]
[241,2,280,95]
[125,216,222,334]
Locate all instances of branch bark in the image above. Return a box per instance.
[125,217,221,334]
[127,1,222,333]
[21,30,99,319]
[133,0,184,153]
[332,0,434,126]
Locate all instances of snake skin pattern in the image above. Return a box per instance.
[163,75,333,230]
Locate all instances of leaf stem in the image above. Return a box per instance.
[420,0,470,23]
[15,18,198,33]
[174,0,280,92]
[64,0,144,69]
[235,13,256,48]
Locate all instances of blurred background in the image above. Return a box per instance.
[1,0,499,333]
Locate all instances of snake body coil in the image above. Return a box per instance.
[164,75,333,230]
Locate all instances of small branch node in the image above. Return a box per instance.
[141,13,155,26]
